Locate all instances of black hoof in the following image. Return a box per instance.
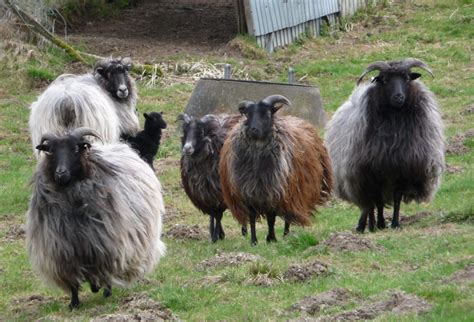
[355,226,365,234]
[251,240,258,246]
[241,227,248,236]
[377,222,386,230]
[391,223,401,229]
[368,226,376,232]
[219,231,225,240]
[69,300,80,310]
[266,235,277,243]
[103,287,112,298]
[90,283,100,293]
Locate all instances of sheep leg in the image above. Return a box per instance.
[249,209,258,245]
[391,191,402,229]
[283,220,290,237]
[241,225,248,236]
[368,206,376,232]
[69,286,80,310]
[356,207,370,233]
[209,214,216,242]
[376,202,386,229]
[215,210,225,240]
[266,213,277,243]
[103,285,112,298]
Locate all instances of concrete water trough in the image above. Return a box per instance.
[184,67,327,127]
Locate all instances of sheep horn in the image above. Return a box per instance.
[71,127,103,143]
[403,58,434,78]
[357,61,391,85]
[262,95,291,108]
[39,133,58,145]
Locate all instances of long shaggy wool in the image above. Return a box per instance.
[181,114,240,215]
[325,81,444,208]
[29,74,121,157]
[26,143,165,292]
[220,115,333,226]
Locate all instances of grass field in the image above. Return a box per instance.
[0,0,473,320]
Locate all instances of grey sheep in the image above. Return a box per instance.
[29,57,139,158]
[26,128,165,309]
[325,58,445,232]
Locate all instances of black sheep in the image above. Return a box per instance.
[122,112,167,170]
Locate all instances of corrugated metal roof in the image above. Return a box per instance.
[243,0,372,52]
[248,0,339,36]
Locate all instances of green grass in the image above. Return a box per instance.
[0,0,473,320]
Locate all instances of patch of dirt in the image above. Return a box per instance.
[4,224,26,241]
[460,104,474,115]
[291,288,353,315]
[198,252,262,270]
[284,260,329,282]
[165,224,207,241]
[446,134,469,155]
[92,293,176,321]
[322,232,384,252]
[321,290,432,321]
[445,263,474,285]
[11,295,55,315]
[464,128,474,138]
[386,211,434,226]
[69,0,240,61]
[445,164,464,174]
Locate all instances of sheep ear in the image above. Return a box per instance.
[143,112,149,119]
[238,101,253,115]
[95,66,107,78]
[122,57,133,70]
[78,142,91,151]
[36,144,50,153]
[177,113,191,124]
[409,72,421,80]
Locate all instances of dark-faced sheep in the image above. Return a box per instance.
[26,128,165,309]
[122,111,167,170]
[219,95,333,245]
[29,57,139,158]
[325,58,445,232]
[179,113,241,242]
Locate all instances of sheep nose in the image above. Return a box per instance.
[55,168,70,184]
[249,127,259,137]
[117,86,129,98]
[392,93,405,104]
[183,144,194,155]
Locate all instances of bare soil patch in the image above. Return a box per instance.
[446,134,469,155]
[4,224,25,242]
[385,211,434,226]
[322,232,383,252]
[92,293,176,321]
[11,295,55,316]
[69,0,239,61]
[198,252,262,270]
[464,128,474,138]
[284,260,329,282]
[460,104,474,115]
[445,164,464,174]
[165,224,207,241]
[291,288,353,315]
[321,290,432,321]
[445,263,474,285]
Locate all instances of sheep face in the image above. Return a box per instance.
[178,114,215,156]
[36,136,89,186]
[372,70,421,109]
[94,58,133,100]
[238,95,291,141]
[144,112,167,132]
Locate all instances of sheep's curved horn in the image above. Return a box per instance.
[71,127,103,143]
[238,100,254,114]
[261,95,291,113]
[39,133,58,145]
[94,58,110,72]
[357,61,391,85]
[403,58,434,78]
